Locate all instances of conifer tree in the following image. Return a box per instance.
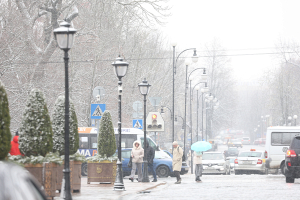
[0,80,11,160]
[97,111,116,157]
[52,95,79,155]
[19,89,53,157]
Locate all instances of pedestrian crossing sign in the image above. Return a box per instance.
[91,104,106,119]
[133,119,143,130]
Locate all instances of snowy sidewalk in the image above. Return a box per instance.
[54,177,166,200]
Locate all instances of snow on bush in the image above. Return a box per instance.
[19,89,53,157]
[52,95,79,155]
[97,110,116,157]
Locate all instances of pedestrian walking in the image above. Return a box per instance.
[129,140,144,182]
[9,131,22,156]
[172,141,183,184]
[194,151,203,182]
[144,142,157,182]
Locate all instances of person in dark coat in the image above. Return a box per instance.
[9,131,21,156]
[144,141,157,182]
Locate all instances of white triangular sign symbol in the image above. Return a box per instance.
[134,120,142,128]
[92,105,103,117]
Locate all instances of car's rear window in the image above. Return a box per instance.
[243,137,250,140]
[203,153,224,160]
[239,152,262,157]
[291,137,300,148]
[228,148,238,152]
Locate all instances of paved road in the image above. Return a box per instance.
[123,173,299,200]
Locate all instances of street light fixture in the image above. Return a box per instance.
[53,20,77,200]
[112,56,129,190]
[138,79,151,182]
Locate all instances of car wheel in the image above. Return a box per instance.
[156,165,170,178]
[235,170,240,175]
[81,163,88,176]
[286,177,295,183]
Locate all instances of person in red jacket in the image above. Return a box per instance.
[9,131,21,156]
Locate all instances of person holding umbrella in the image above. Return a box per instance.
[191,141,212,182]
[172,141,183,184]
[194,151,203,182]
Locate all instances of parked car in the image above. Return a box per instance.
[0,161,48,200]
[234,149,267,175]
[224,147,239,157]
[254,138,266,145]
[228,139,243,148]
[117,148,189,178]
[241,137,251,145]
[202,152,230,175]
[284,135,300,183]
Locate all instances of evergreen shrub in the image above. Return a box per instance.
[97,111,116,157]
[0,80,11,160]
[19,89,53,157]
[52,95,79,155]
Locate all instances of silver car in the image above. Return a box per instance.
[0,161,47,200]
[234,150,267,175]
[202,152,230,175]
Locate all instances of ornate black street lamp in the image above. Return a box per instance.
[138,78,151,182]
[53,21,77,200]
[112,56,129,190]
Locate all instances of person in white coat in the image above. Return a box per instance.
[129,140,144,182]
[172,141,183,184]
[194,151,203,182]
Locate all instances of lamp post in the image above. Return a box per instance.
[191,81,209,141]
[205,93,214,140]
[294,115,298,126]
[189,79,194,174]
[172,44,198,155]
[183,65,207,159]
[112,56,129,190]
[195,86,200,142]
[201,83,209,141]
[53,21,76,200]
[138,79,151,183]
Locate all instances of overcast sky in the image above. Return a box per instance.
[161,0,300,82]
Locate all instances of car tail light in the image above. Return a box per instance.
[257,159,262,164]
[288,162,291,167]
[234,159,238,164]
[286,150,297,157]
[265,150,268,158]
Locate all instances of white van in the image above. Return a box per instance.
[77,127,159,157]
[265,126,300,172]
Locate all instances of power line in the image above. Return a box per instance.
[0,51,297,65]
